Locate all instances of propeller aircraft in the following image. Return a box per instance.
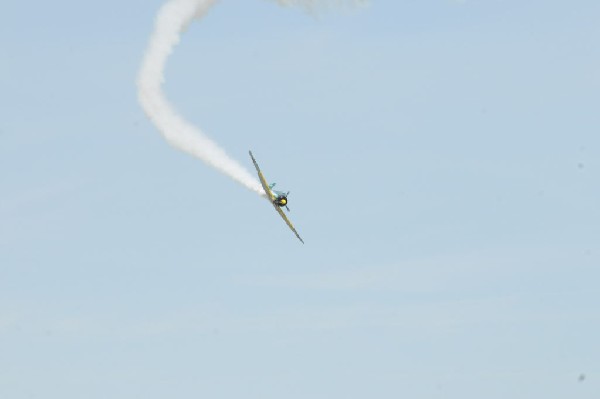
[249,151,304,244]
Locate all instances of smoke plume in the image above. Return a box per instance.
[137,0,363,195]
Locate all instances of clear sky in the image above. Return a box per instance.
[1,0,599,398]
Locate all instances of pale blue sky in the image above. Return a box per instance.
[1,0,599,398]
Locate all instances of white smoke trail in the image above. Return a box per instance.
[137,0,364,195]
[137,0,264,195]
[274,0,368,9]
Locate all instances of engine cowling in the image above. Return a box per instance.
[274,196,288,207]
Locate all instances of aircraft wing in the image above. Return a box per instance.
[249,151,275,200]
[274,204,304,244]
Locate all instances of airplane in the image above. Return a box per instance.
[249,151,304,244]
